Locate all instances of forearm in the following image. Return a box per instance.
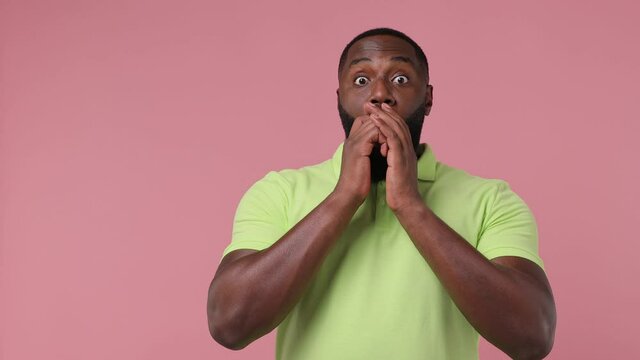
[394,200,554,359]
[209,190,361,349]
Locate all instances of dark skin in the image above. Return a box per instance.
[207,35,557,358]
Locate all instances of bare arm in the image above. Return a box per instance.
[207,114,383,350]
[207,190,361,349]
[368,102,556,359]
[394,202,556,359]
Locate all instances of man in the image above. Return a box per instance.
[207,27,556,359]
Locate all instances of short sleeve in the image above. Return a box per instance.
[476,181,545,271]
[220,171,290,261]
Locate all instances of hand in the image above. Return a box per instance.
[334,112,384,205]
[366,102,422,212]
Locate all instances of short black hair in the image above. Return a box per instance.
[338,27,429,81]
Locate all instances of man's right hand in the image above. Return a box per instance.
[334,112,385,205]
[210,125,375,349]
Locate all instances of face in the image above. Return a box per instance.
[337,35,433,183]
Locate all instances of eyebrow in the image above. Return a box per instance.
[348,56,414,68]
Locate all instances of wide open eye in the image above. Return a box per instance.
[392,75,409,85]
[354,76,369,86]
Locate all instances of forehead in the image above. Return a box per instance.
[345,35,418,64]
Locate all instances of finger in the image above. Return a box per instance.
[360,123,384,154]
[370,114,388,144]
[367,104,410,147]
[352,120,381,144]
[380,103,413,144]
[363,102,377,116]
[370,112,404,152]
[346,122,379,157]
[349,115,370,137]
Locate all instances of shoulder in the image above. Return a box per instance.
[432,161,513,204]
[437,163,537,234]
[238,155,335,207]
[250,156,336,193]
[277,157,335,185]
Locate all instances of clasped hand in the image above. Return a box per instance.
[365,102,421,212]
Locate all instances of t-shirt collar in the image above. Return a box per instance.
[331,141,436,182]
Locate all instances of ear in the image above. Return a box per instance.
[424,84,433,116]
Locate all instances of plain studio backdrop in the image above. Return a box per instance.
[1,0,638,359]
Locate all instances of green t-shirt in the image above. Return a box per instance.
[222,142,545,360]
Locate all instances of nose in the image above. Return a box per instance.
[368,78,396,107]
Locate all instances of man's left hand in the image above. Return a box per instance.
[366,102,422,212]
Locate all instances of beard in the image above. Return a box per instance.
[338,101,425,183]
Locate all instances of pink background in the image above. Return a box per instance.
[2,0,638,359]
